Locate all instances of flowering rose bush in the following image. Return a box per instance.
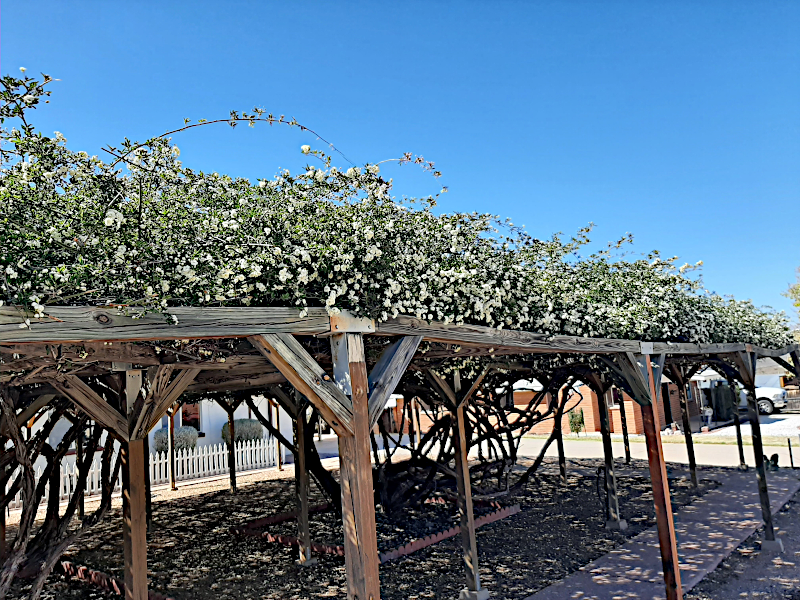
[0,72,792,348]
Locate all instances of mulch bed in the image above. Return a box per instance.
[10,458,719,600]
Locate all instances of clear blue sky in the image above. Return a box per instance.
[3,1,799,320]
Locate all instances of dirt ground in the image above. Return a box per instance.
[687,487,800,600]
[9,457,715,600]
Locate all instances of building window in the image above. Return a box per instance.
[181,402,201,431]
[607,387,621,408]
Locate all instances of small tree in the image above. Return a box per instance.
[568,408,585,436]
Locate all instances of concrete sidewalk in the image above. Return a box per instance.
[524,465,800,600]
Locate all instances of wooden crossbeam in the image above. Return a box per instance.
[0,306,330,343]
[249,334,354,436]
[51,375,128,441]
[367,335,422,426]
[3,306,797,361]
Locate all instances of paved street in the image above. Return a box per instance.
[519,435,799,469]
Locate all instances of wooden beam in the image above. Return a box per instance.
[641,355,682,600]
[0,306,330,343]
[367,335,423,426]
[250,334,353,436]
[51,375,128,440]
[15,393,56,427]
[376,314,800,357]
[333,333,381,600]
[185,371,286,394]
[5,306,797,360]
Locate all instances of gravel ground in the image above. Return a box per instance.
[8,457,716,600]
[687,486,800,600]
[707,413,800,439]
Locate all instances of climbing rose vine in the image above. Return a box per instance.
[0,72,792,348]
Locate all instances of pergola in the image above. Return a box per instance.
[1,305,799,600]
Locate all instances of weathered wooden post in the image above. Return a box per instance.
[667,365,699,489]
[732,401,747,469]
[596,385,626,529]
[448,371,488,600]
[617,350,682,600]
[617,389,632,464]
[121,369,149,600]
[554,387,567,484]
[294,398,316,566]
[331,332,381,600]
[76,428,85,520]
[143,434,153,532]
[734,351,782,552]
[0,436,5,561]
[168,407,177,490]
[226,409,237,494]
[250,323,421,600]
[269,400,284,471]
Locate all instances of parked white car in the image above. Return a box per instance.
[739,388,788,415]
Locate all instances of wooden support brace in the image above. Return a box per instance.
[250,334,353,436]
[51,374,129,441]
[367,335,422,426]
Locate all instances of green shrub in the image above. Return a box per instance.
[153,426,198,453]
[568,408,585,436]
[221,419,264,446]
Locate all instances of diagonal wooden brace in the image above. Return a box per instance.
[249,333,354,436]
[51,374,129,441]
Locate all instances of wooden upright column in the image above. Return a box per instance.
[618,392,631,465]
[226,409,237,494]
[733,409,747,469]
[677,383,698,488]
[597,390,626,530]
[168,409,177,490]
[745,387,781,550]
[122,370,148,600]
[294,407,316,565]
[642,355,682,600]
[452,403,488,600]
[334,333,380,600]
[0,438,5,561]
[734,351,782,551]
[554,388,567,484]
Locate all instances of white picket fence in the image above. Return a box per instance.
[7,436,279,510]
